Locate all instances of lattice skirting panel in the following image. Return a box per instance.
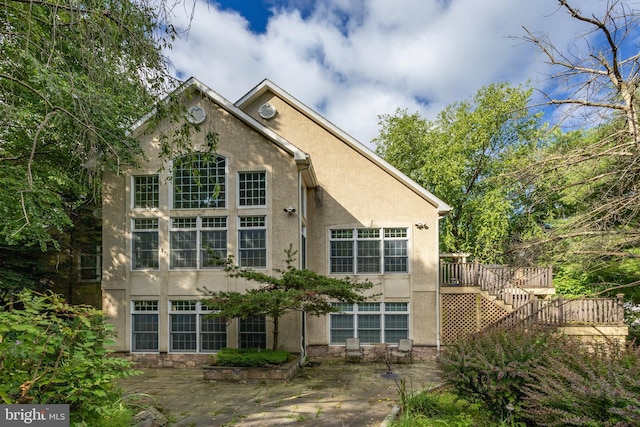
[441,294,509,344]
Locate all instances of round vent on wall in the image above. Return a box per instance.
[258,103,277,119]
[186,106,206,124]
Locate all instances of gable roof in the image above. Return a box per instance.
[129,77,318,187]
[236,79,451,216]
[131,77,450,216]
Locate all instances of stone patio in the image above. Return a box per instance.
[118,359,442,426]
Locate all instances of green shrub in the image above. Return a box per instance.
[215,348,290,367]
[0,290,140,425]
[438,328,567,421]
[519,340,640,426]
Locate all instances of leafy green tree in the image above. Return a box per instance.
[0,290,139,425]
[374,83,544,263]
[202,247,375,350]
[518,1,640,269]
[501,1,640,307]
[0,0,211,299]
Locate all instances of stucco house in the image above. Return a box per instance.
[101,78,451,366]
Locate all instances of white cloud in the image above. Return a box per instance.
[166,0,610,147]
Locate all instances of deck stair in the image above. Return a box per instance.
[440,261,626,342]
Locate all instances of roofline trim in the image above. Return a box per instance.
[236,80,451,215]
[129,77,311,165]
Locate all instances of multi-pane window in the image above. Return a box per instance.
[133,175,159,208]
[132,300,159,352]
[330,302,409,345]
[384,303,410,343]
[357,229,380,273]
[238,216,267,268]
[300,182,307,218]
[238,171,266,206]
[200,311,228,352]
[384,229,408,272]
[356,303,382,343]
[329,228,408,274]
[132,219,159,270]
[170,218,196,269]
[239,316,267,349]
[170,217,227,269]
[169,300,227,353]
[201,217,228,268]
[79,246,101,281]
[301,225,307,270]
[173,154,226,209]
[329,303,355,344]
[329,230,353,273]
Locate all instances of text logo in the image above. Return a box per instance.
[1,405,69,426]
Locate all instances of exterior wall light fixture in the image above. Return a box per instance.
[415,221,428,229]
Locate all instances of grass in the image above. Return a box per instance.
[393,381,498,427]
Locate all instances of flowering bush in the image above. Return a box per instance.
[439,328,640,426]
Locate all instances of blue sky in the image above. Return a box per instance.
[166,1,621,148]
[214,1,273,33]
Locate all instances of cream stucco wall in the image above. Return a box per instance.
[103,93,304,352]
[241,91,442,347]
[102,82,445,357]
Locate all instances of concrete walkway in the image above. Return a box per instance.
[118,359,442,427]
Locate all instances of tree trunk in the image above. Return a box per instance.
[272,316,279,351]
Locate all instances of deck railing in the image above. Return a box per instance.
[487,295,626,331]
[441,261,552,309]
[440,262,553,289]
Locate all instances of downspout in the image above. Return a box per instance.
[295,152,316,366]
[297,165,306,365]
[435,215,445,354]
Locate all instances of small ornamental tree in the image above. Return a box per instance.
[202,246,375,350]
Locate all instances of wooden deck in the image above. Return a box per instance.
[439,262,626,339]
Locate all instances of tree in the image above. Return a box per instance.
[202,247,375,351]
[0,0,211,299]
[517,0,640,268]
[374,83,543,263]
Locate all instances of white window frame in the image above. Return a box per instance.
[171,154,227,209]
[329,227,409,275]
[131,300,159,353]
[131,218,159,270]
[237,171,267,208]
[169,216,228,269]
[238,216,267,268]
[168,300,227,353]
[329,302,410,345]
[132,174,159,209]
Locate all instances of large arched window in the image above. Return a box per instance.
[172,154,226,209]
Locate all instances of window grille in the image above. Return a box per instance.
[330,302,409,344]
[173,154,226,209]
[132,219,159,270]
[330,228,409,274]
[238,171,266,206]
